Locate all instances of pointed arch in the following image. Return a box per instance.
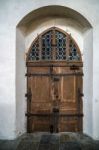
[27,27,82,62]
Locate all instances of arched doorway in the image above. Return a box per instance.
[26,27,83,133]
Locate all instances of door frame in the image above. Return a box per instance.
[25,27,83,133]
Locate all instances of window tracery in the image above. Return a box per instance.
[28,28,81,61]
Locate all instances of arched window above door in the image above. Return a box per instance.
[27,27,81,62]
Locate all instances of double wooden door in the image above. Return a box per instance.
[26,61,83,133]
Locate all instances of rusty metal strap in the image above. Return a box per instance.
[25,72,83,77]
[25,113,83,117]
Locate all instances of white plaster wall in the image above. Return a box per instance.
[14,0,99,27]
[16,28,26,137]
[83,29,93,137]
[93,24,99,139]
[25,18,83,53]
[0,1,16,139]
[0,0,99,139]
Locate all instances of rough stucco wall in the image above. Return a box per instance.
[0,0,99,139]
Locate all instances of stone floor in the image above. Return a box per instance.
[0,132,99,150]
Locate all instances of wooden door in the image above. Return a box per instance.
[26,27,83,133]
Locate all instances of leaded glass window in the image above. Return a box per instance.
[42,31,52,60]
[28,39,39,61]
[68,39,80,61]
[28,27,81,61]
[55,31,66,60]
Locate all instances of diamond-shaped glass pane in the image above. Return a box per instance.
[42,31,52,60]
[68,40,80,61]
[28,40,39,60]
[55,31,66,60]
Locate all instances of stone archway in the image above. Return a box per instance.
[16,6,93,137]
